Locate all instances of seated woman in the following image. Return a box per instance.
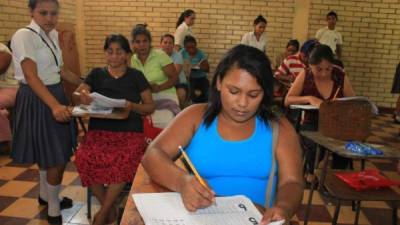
[273,39,318,97]
[160,34,189,109]
[284,44,355,178]
[142,45,303,224]
[131,24,179,128]
[180,35,210,103]
[273,39,300,71]
[73,34,155,225]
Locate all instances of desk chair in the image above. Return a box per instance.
[320,170,400,225]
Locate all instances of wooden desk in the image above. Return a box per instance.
[301,131,400,225]
[120,161,186,225]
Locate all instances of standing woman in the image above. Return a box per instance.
[131,24,179,128]
[174,9,196,51]
[10,0,81,224]
[241,15,268,53]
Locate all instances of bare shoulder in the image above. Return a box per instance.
[276,116,297,138]
[174,103,207,128]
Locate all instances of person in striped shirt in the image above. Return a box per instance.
[273,39,319,97]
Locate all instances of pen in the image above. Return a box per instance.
[178,146,210,191]
[332,85,341,101]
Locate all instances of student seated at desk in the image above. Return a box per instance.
[284,44,355,179]
[72,34,155,225]
[142,45,303,225]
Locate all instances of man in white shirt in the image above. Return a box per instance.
[315,11,343,59]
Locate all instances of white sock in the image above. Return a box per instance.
[46,182,61,217]
[39,170,48,201]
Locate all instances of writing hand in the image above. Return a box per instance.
[260,206,288,225]
[179,175,216,212]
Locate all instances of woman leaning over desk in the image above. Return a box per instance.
[10,0,81,224]
[73,34,154,225]
[284,44,355,178]
[142,45,303,225]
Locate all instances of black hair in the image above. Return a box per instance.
[203,44,276,127]
[28,0,59,10]
[131,24,152,43]
[176,9,195,28]
[160,33,175,43]
[286,39,300,52]
[104,33,132,54]
[183,35,197,47]
[326,11,338,20]
[253,15,267,25]
[308,44,335,65]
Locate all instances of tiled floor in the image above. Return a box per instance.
[0,114,399,225]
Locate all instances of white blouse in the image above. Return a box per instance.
[11,20,63,85]
[240,31,267,53]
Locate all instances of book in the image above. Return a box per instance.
[72,105,113,115]
[132,192,265,225]
[289,104,319,110]
[90,92,126,108]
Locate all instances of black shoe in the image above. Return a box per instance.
[47,215,62,225]
[38,196,73,209]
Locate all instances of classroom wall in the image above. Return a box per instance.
[81,0,295,77]
[308,0,400,108]
[0,0,77,43]
[1,0,399,108]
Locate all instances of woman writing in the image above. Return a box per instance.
[73,34,154,225]
[131,24,179,128]
[142,45,303,225]
[285,44,355,177]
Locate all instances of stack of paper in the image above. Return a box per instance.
[132,192,263,225]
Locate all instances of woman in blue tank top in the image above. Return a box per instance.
[142,45,304,225]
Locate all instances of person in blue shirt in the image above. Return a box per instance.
[180,35,210,103]
[142,45,303,225]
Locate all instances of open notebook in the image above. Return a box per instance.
[132,192,266,225]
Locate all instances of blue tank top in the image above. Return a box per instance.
[186,116,277,207]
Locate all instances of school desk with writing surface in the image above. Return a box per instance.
[301,131,400,225]
[72,107,130,219]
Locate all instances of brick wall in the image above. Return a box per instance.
[308,0,400,108]
[0,0,77,44]
[82,0,295,76]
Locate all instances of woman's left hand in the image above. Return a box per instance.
[260,206,289,225]
[150,83,161,93]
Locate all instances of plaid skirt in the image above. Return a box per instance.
[11,83,73,168]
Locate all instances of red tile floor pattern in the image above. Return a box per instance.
[0,114,399,225]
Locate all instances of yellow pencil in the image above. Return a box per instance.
[332,85,341,101]
[178,146,210,190]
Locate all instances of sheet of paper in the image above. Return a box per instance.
[90,92,126,108]
[289,104,319,110]
[335,96,378,115]
[72,105,113,115]
[132,192,262,225]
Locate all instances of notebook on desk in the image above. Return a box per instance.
[132,192,263,225]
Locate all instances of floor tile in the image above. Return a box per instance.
[0,166,27,180]
[0,196,19,212]
[0,157,12,166]
[14,169,39,182]
[326,205,369,224]
[0,215,30,225]
[0,181,37,197]
[60,186,87,203]
[362,207,397,225]
[0,198,44,219]
[26,219,49,225]
[62,171,79,186]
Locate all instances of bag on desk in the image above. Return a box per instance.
[335,169,400,191]
[318,99,372,141]
[143,116,163,145]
